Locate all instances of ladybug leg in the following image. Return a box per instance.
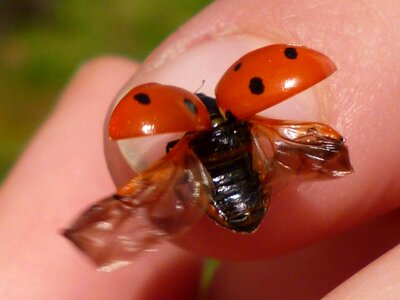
[165,139,180,153]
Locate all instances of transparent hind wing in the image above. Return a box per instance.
[250,115,353,183]
[64,197,161,271]
[250,131,273,211]
[64,134,213,271]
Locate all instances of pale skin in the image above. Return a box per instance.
[1,0,399,299]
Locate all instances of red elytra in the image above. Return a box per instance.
[215,44,337,119]
[109,83,211,139]
[109,44,336,139]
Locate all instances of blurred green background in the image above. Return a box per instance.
[0,0,211,182]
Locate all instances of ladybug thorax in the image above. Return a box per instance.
[191,116,250,159]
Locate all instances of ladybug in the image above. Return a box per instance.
[64,44,352,270]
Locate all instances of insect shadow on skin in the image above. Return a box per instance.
[63,44,353,271]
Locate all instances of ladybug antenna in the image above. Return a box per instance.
[194,80,205,93]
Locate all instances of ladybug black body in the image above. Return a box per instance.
[189,93,268,233]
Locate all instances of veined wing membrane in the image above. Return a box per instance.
[64,134,213,271]
[250,116,353,183]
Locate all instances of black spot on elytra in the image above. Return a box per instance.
[183,98,198,114]
[249,77,265,95]
[133,93,151,105]
[284,47,298,59]
[233,62,242,71]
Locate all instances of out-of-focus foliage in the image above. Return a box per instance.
[0,0,211,180]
